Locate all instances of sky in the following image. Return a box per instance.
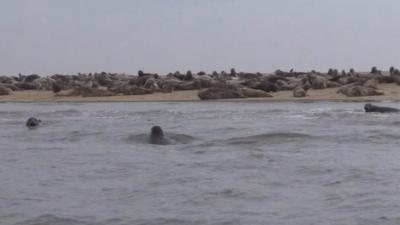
[0,0,399,75]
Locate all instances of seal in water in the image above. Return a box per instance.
[26,117,41,128]
[149,126,171,145]
[364,103,400,113]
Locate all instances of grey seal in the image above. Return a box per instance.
[26,117,41,128]
[149,126,171,145]
[364,103,399,113]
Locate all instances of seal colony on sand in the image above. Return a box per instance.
[364,103,400,113]
[1,66,400,101]
[26,117,41,128]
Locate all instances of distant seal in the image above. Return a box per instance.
[364,103,399,113]
[26,117,41,128]
[52,82,62,93]
[149,126,171,145]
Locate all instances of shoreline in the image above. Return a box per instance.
[1,83,400,103]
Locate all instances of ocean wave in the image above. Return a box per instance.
[13,215,90,225]
[129,218,203,225]
[48,130,103,142]
[14,215,136,225]
[368,133,400,141]
[320,130,400,143]
[389,121,400,126]
[38,109,82,117]
[126,110,167,116]
[126,132,196,145]
[225,132,313,145]
[311,110,364,119]
[266,109,290,113]
[0,111,27,118]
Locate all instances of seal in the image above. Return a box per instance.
[364,103,400,113]
[149,126,171,145]
[26,117,41,128]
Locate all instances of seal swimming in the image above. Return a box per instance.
[149,126,171,145]
[26,117,41,128]
[364,103,400,113]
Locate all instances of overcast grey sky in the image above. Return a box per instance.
[0,0,399,75]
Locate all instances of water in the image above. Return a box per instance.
[1,101,400,225]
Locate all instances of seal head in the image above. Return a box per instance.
[150,126,171,145]
[26,117,41,128]
[364,103,399,113]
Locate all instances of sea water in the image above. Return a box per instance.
[1,101,400,225]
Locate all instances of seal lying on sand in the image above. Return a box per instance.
[26,117,41,128]
[364,103,400,113]
[150,126,172,145]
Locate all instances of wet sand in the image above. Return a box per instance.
[1,83,400,102]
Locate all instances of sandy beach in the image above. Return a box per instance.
[1,83,400,103]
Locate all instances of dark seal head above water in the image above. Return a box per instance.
[128,126,195,145]
[364,103,400,113]
[150,126,171,145]
[26,117,41,128]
